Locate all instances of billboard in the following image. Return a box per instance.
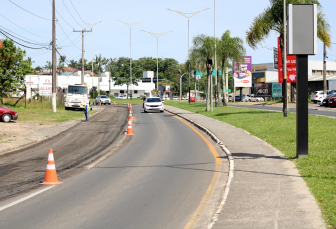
[278,37,296,83]
[166,85,170,92]
[272,82,282,97]
[39,76,52,96]
[233,56,252,87]
[254,83,272,97]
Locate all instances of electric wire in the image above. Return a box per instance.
[0,25,49,46]
[69,0,89,28]
[48,0,75,29]
[0,28,49,47]
[8,0,52,21]
[0,30,48,49]
[0,13,50,40]
[62,0,84,28]
[56,21,81,50]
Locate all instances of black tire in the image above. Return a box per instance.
[65,107,70,110]
[2,113,12,123]
[313,101,317,104]
[144,110,147,113]
[160,110,164,113]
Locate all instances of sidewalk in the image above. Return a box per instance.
[165,105,326,229]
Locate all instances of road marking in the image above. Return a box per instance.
[0,186,55,212]
[168,113,222,228]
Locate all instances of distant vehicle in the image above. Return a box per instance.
[319,93,336,106]
[328,96,336,107]
[173,96,179,100]
[190,97,195,102]
[96,95,111,105]
[311,90,331,104]
[248,94,264,102]
[0,106,18,123]
[144,97,164,113]
[164,97,170,100]
[228,95,233,102]
[65,84,92,110]
[235,95,240,101]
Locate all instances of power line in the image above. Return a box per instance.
[8,0,51,21]
[48,0,75,29]
[56,21,81,50]
[0,30,48,49]
[0,28,49,47]
[0,25,49,46]
[0,13,50,40]
[70,0,89,28]
[62,0,85,28]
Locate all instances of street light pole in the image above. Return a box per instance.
[118,21,141,100]
[167,7,209,104]
[180,73,187,101]
[83,21,101,94]
[141,30,173,91]
[214,0,217,110]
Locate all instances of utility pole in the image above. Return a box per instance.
[283,0,288,117]
[73,28,92,84]
[214,0,217,109]
[52,0,57,113]
[323,43,327,96]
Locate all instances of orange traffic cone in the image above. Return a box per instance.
[114,101,116,106]
[127,103,129,108]
[128,110,133,121]
[40,149,62,185]
[99,100,101,106]
[126,120,134,135]
[129,104,132,111]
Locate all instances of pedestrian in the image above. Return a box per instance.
[84,103,90,122]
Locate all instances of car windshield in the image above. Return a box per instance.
[101,96,108,98]
[327,93,336,98]
[147,98,161,102]
[68,86,87,94]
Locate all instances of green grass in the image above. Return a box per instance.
[1,98,95,124]
[165,100,336,228]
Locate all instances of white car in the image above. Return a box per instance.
[163,97,170,100]
[144,97,164,113]
[311,90,331,104]
[173,96,179,100]
[248,94,264,102]
[96,95,111,105]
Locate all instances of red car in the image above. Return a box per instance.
[0,106,18,123]
[328,96,336,107]
[190,97,195,102]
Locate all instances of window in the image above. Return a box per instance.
[134,90,138,94]
[120,90,124,93]
[312,70,317,74]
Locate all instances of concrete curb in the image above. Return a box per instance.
[0,107,106,156]
[164,108,234,229]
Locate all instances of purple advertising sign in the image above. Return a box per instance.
[233,56,252,88]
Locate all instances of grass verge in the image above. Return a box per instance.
[165,100,336,228]
[1,98,96,124]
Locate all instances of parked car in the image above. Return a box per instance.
[173,96,179,100]
[311,90,331,104]
[0,106,18,123]
[235,95,240,101]
[221,95,234,103]
[144,97,164,113]
[164,97,170,100]
[190,97,195,102]
[241,94,249,102]
[96,95,111,105]
[319,93,336,106]
[248,94,265,102]
[328,96,336,107]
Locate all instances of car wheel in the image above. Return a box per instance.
[109,103,111,105]
[144,110,147,113]
[313,101,317,104]
[249,99,251,102]
[160,110,164,112]
[2,113,12,123]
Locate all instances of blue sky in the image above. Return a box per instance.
[1,0,336,69]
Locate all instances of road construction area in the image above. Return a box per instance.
[0,106,129,200]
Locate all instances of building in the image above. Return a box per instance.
[25,71,156,98]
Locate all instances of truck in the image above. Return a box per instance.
[64,84,93,110]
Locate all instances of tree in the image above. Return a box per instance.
[190,34,216,111]
[57,55,67,74]
[95,54,107,95]
[0,39,33,102]
[246,0,331,117]
[45,61,52,74]
[218,30,246,106]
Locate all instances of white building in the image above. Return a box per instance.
[25,71,156,98]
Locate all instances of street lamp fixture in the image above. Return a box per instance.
[118,20,142,100]
[141,30,173,91]
[167,7,209,104]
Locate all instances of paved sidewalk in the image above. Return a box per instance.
[165,105,326,229]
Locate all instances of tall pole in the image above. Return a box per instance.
[283,0,288,117]
[73,28,92,84]
[141,30,173,91]
[118,21,141,99]
[167,8,209,103]
[52,0,56,113]
[84,21,102,95]
[323,43,327,95]
[214,0,217,110]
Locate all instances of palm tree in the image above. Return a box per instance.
[218,30,246,106]
[246,0,331,117]
[57,56,67,75]
[45,61,52,74]
[95,54,107,95]
[190,34,216,111]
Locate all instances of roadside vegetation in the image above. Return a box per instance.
[165,101,336,227]
[1,98,95,124]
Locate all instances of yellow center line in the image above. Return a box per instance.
[167,113,222,229]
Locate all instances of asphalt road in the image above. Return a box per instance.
[0,106,217,229]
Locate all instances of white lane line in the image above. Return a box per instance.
[0,186,55,212]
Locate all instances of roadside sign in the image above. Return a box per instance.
[226,89,231,93]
